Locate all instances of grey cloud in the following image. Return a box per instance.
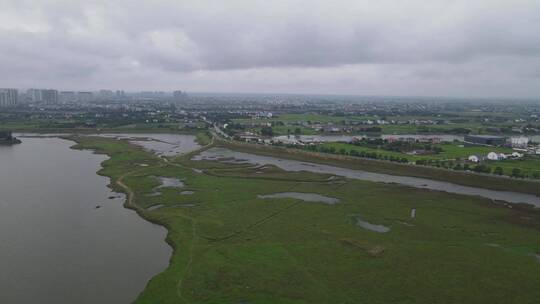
[0,0,539,97]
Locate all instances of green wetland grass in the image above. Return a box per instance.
[73,136,540,304]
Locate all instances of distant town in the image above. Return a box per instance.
[0,87,188,106]
[2,87,540,179]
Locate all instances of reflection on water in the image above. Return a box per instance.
[194,148,540,207]
[0,138,171,304]
[258,192,340,205]
[157,177,184,188]
[355,216,390,233]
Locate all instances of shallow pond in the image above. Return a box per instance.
[355,216,391,233]
[157,177,184,188]
[258,192,340,204]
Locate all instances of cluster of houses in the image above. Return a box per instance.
[468,151,524,163]
[234,132,265,143]
[385,136,442,144]
[302,119,443,133]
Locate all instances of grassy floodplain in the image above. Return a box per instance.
[71,135,540,303]
[219,140,540,196]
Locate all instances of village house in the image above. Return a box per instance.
[487,152,507,161]
[235,132,262,143]
[468,155,481,163]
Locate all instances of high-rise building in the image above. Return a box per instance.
[60,91,76,103]
[27,89,58,104]
[42,89,59,104]
[99,89,114,99]
[116,90,126,98]
[77,91,93,102]
[27,88,43,102]
[173,90,188,101]
[140,91,166,99]
[0,88,18,107]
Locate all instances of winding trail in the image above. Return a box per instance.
[116,174,139,210]
[175,214,197,303]
[116,169,198,303]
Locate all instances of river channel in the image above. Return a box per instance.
[193,147,540,207]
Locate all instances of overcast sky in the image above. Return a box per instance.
[0,0,539,98]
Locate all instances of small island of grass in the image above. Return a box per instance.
[0,131,21,145]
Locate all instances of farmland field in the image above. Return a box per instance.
[319,142,513,161]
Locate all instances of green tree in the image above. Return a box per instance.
[261,126,273,136]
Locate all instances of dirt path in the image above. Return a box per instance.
[175,214,197,303]
[116,173,140,210]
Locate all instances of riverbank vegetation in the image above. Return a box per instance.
[195,131,212,146]
[0,130,21,145]
[72,136,540,303]
[304,141,540,178]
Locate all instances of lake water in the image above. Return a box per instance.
[0,137,171,303]
[193,148,540,207]
[17,133,201,156]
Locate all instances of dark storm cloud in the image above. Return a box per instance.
[0,0,539,97]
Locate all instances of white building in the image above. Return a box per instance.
[510,136,529,148]
[0,88,18,107]
[511,152,523,158]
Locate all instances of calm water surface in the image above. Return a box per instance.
[0,138,171,303]
[258,192,340,204]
